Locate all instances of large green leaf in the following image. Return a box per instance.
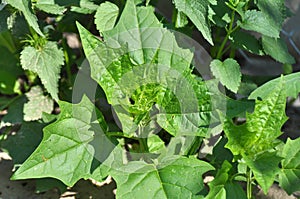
[278,138,300,194]
[173,0,213,45]
[262,36,295,64]
[249,72,300,99]
[239,10,280,38]
[112,156,214,198]
[6,0,44,36]
[20,41,64,101]
[94,2,119,34]
[78,0,212,137]
[11,96,109,186]
[210,58,241,93]
[224,79,287,157]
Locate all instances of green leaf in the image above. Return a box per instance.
[173,0,213,45]
[147,134,165,153]
[78,0,212,137]
[20,41,64,101]
[35,0,66,15]
[278,138,300,194]
[174,11,189,28]
[244,152,282,194]
[249,72,300,99]
[35,178,67,194]
[229,31,264,55]
[6,0,44,36]
[210,58,241,93]
[111,156,214,198]
[262,36,295,64]
[2,122,45,164]
[23,86,54,121]
[11,96,109,186]
[240,10,280,38]
[206,160,246,199]
[256,0,285,33]
[208,0,231,28]
[224,78,288,157]
[94,2,119,34]
[0,96,27,127]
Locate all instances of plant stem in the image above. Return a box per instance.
[246,167,253,199]
[139,138,149,152]
[62,39,72,86]
[216,10,236,59]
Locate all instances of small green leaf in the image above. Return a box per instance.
[174,11,189,28]
[210,58,241,93]
[112,156,214,198]
[6,0,44,36]
[208,0,231,28]
[11,96,108,186]
[262,36,295,64]
[206,160,247,199]
[240,10,280,38]
[249,72,300,99]
[20,41,64,101]
[173,0,213,45]
[95,2,119,34]
[278,138,300,194]
[147,134,165,153]
[23,86,54,121]
[244,152,282,194]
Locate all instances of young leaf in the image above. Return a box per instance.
[173,0,213,45]
[249,72,300,100]
[224,78,287,157]
[262,36,295,64]
[23,86,54,121]
[278,138,300,194]
[111,156,214,198]
[11,96,109,186]
[210,58,241,93]
[20,41,64,101]
[6,0,44,36]
[239,10,280,38]
[94,2,119,34]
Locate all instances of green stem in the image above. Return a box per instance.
[246,167,253,199]
[216,10,236,59]
[139,138,149,153]
[62,39,72,86]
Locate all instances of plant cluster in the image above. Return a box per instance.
[0,0,300,198]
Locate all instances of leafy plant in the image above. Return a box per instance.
[0,0,300,198]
